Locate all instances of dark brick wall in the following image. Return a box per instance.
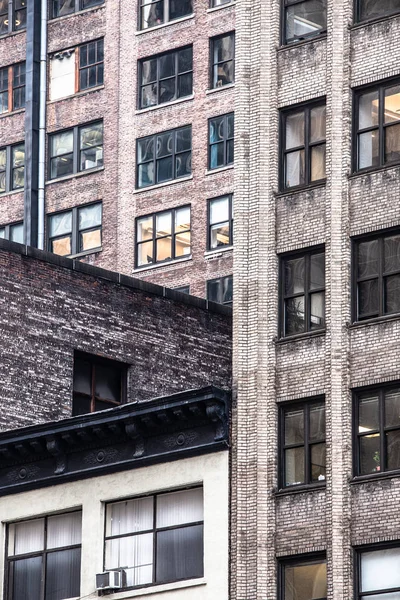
[0,242,231,431]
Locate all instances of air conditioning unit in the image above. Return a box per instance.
[95,570,123,591]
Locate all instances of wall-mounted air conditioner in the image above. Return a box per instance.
[95,570,123,591]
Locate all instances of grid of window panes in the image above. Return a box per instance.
[139,46,193,109]
[0,0,26,35]
[355,386,400,476]
[208,113,234,170]
[105,488,203,588]
[73,354,123,415]
[0,63,25,114]
[356,0,400,23]
[281,249,325,337]
[281,400,326,487]
[357,547,400,599]
[211,33,235,89]
[356,83,400,171]
[79,39,104,90]
[354,232,400,320]
[282,558,327,600]
[49,122,103,180]
[48,202,102,256]
[282,102,326,189]
[52,0,103,18]
[136,206,191,267]
[139,0,193,30]
[0,67,8,113]
[6,512,82,600]
[0,222,23,243]
[283,0,326,45]
[207,275,233,306]
[208,195,233,249]
[136,126,191,188]
[12,63,25,109]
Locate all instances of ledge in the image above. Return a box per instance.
[135,95,194,115]
[48,3,104,25]
[348,162,400,180]
[277,32,327,52]
[109,577,207,599]
[204,246,233,259]
[133,255,192,273]
[275,482,326,497]
[135,14,194,36]
[45,166,104,186]
[350,11,400,31]
[274,181,326,199]
[47,85,104,105]
[0,108,25,120]
[133,175,193,194]
[349,313,400,330]
[276,330,326,345]
[205,165,234,176]
[350,470,400,485]
[206,83,235,95]
[207,1,235,13]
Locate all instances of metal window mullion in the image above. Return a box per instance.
[304,107,311,185]
[304,253,310,331]
[379,86,385,166]
[165,0,169,21]
[380,388,386,471]
[75,0,80,12]
[378,236,384,316]
[71,207,78,255]
[152,214,157,263]
[8,66,12,112]
[153,495,157,583]
[156,56,161,105]
[172,130,177,179]
[171,208,176,260]
[6,146,11,193]
[229,195,233,244]
[73,127,79,174]
[304,404,310,483]
[8,0,12,33]
[174,51,179,100]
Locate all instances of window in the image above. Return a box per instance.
[72,353,126,416]
[105,487,203,588]
[354,384,400,476]
[139,46,193,109]
[211,0,232,6]
[210,32,235,89]
[174,285,190,293]
[139,0,193,30]
[356,0,400,23]
[281,101,326,189]
[353,230,400,321]
[52,0,103,18]
[280,247,325,337]
[136,126,191,188]
[208,195,233,250]
[0,221,23,243]
[280,556,327,600]
[6,511,82,600]
[48,202,102,257]
[0,143,25,194]
[49,121,103,180]
[355,81,400,172]
[136,206,191,267]
[0,0,26,35]
[282,0,326,45]
[356,545,400,600]
[280,399,326,487]
[208,113,234,170]
[207,275,233,306]
[50,40,104,101]
[0,63,25,114]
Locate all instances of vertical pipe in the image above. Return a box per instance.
[37,0,47,250]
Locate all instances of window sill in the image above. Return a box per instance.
[349,162,400,179]
[133,255,192,273]
[134,175,193,194]
[275,482,326,497]
[0,108,25,120]
[48,3,104,24]
[206,83,235,95]
[45,166,104,186]
[349,313,400,329]
[135,14,195,36]
[204,246,233,259]
[350,470,400,485]
[274,180,326,198]
[278,32,327,51]
[106,577,206,599]
[0,189,24,199]
[135,94,194,115]
[276,329,326,344]
[207,1,236,13]
[68,246,102,259]
[206,164,234,176]
[350,11,400,30]
[47,85,104,105]
[0,28,26,41]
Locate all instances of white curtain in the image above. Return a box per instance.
[361,548,400,592]
[47,511,82,549]
[157,488,203,528]
[12,519,45,556]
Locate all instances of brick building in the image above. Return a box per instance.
[0,0,234,302]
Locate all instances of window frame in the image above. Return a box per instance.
[352,227,400,322]
[103,486,204,590]
[207,194,233,250]
[279,245,326,338]
[279,397,326,489]
[0,143,25,195]
[47,201,102,257]
[278,553,327,600]
[48,120,103,181]
[353,382,400,478]
[209,32,235,90]
[50,39,104,100]
[0,221,24,243]
[138,0,193,31]
[0,0,26,36]
[206,275,233,306]
[280,98,326,191]
[138,45,193,110]
[354,0,400,24]
[355,542,400,600]
[210,0,232,6]
[51,0,104,19]
[281,0,327,46]
[208,112,234,170]
[0,62,25,114]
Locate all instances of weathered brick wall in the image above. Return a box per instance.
[0,241,232,431]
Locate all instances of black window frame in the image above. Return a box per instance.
[278,553,327,600]
[0,143,25,195]
[79,38,104,91]
[355,0,400,24]
[209,32,235,90]
[280,99,326,191]
[0,0,26,36]
[0,220,24,243]
[208,112,234,170]
[210,0,232,6]
[281,0,327,46]
[5,510,82,600]
[206,275,233,306]
[207,194,233,250]
[138,0,193,31]
[352,228,400,322]
[48,120,103,181]
[51,0,104,19]
[353,78,400,174]
[138,45,193,110]
[0,62,26,114]
[280,245,326,338]
[279,397,326,489]
[353,382,400,478]
[47,201,102,257]
[104,486,204,590]
[135,205,191,268]
[136,125,192,189]
[355,542,400,600]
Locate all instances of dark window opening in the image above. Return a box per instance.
[0,221,23,243]
[208,194,233,250]
[49,121,103,180]
[210,32,235,89]
[356,0,400,23]
[139,0,193,30]
[52,0,103,18]
[0,62,25,114]
[283,0,326,45]
[0,143,25,194]
[280,556,327,600]
[208,113,234,170]
[207,275,233,306]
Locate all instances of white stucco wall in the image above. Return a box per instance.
[0,451,229,600]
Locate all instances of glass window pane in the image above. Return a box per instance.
[358,239,379,278]
[106,497,153,536]
[47,512,82,549]
[175,207,190,233]
[137,216,153,242]
[310,253,325,290]
[210,197,229,225]
[157,156,173,182]
[284,408,304,445]
[214,34,234,63]
[138,137,154,163]
[49,211,72,237]
[178,47,192,73]
[80,122,103,150]
[286,112,305,149]
[141,59,157,85]
[384,85,400,124]
[359,0,400,20]
[358,130,380,169]
[9,557,42,600]
[80,229,101,252]
[360,433,381,474]
[210,142,225,169]
[105,533,153,585]
[361,548,400,592]
[95,364,121,402]
[156,524,203,583]
[209,117,224,144]
[310,106,326,142]
[157,488,203,528]
[385,123,400,163]
[175,151,191,178]
[51,156,73,179]
[285,447,304,486]
[285,561,327,600]
[137,240,154,266]
[359,394,379,433]
[159,54,175,79]
[385,274,400,314]
[159,78,175,104]
[175,230,191,256]
[12,144,24,168]
[285,257,305,295]
[311,443,326,482]
[156,236,172,261]
[311,144,326,181]
[285,0,326,42]
[310,292,325,330]
[73,358,91,394]
[156,212,171,237]
[210,223,230,248]
[176,127,191,152]
[387,430,400,471]
[9,519,44,556]
[138,163,154,188]
[51,131,73,156]
[384,235,400,273]
[45,548,81,600]
[358,279,379,317]
[310,404,325,441]
[285,150,305,187]
[156,132,173,158]
[79,203,101,229]
[177,72,192,98]
[10,223,23,244]
[359,91,379,129]
[385,389,400,427]
[169,0,192,20]
[52,236,71,256]
[285,296,305,335]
